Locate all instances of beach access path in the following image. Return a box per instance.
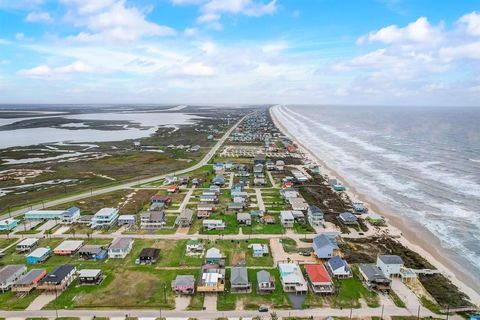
[0,113,250,222]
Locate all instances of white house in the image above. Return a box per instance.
[203,219,225,231]
[0,265,27,292]
[280,211,295,228]
[108,238,134,259]
[376,255,404,278]
[327,256,352,278]
[91,208,119,228]
[278,262,308,293]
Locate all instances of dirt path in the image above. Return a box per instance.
[267,171,278,188]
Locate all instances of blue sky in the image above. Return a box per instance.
[0,0,480,105]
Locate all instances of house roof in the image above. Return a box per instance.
[231,267,248,284]
[378,255,404,265]
[41,265,75,284]
[139,248,160,259]
[28,247,51,258]
[313,234,339,250]
[328,256,349,271]
[54,240,83,252]
[257,270,271,284]
[63,207,80,217]
[17,238,38,247]
[237,212,251,220]
[178,208,194,220]
[16,269,46,285]
[309,205,323,216]
[206,247,222,258]
[359,264,389,281]
[280,211,294,220]
[173,275,195,286]
[339,212,357,222]
[78,269,102,278]
[109,237,133,250]
[79,245,103,255]
[305,264,332,283]
[0,265,25,282]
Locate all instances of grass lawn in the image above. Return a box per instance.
[199,213,239,235]
[293,222,315,234]
[206,239,273,267]
[187,293,205,310]
[0,291,42,310]
[216,268,291,311]
[0,238,16,249]
[390,291,406,308]
[330,267,379,308]
[280,238,297,253]
[242,218,284,235]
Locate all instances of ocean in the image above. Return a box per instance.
[273,105,480,285]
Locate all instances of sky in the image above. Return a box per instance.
[0,0,480,106]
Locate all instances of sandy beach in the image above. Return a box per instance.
[270,105,480,306]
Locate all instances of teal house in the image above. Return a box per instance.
[0,218,19,231]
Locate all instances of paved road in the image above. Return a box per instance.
[0,114,248,221]
[0,304,448,320]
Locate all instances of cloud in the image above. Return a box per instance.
[184,27,198,36]
[197,13,220,23]
[202,0,277,17]
[62,0,176,42]
[458,12,480,37]
[19,61,94,78]
[25,11,52,23]
[358,17,444,45]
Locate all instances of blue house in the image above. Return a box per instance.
[0,218,19,231]
[338,212,358,225]
[312,234,339,259]
[27,247,52,264]
[212,175,226,186]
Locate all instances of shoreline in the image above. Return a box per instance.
[269,105,480,306]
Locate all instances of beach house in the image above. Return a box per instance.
[140,211,166,229]
[186,239,203,254]
[197,261,225,293]
[257,270,275,293]
[117,215,136,226]
[312,234,339,259]
[280,211,295,228]
[0,218,18,231]
[16,238,38,252]
[307,205,324,227]
[376,255,404,278]
[175,208,194,227]
[138,248,160,264]
[108,238,133,259]
[358,264,391,291]
[26,247,52,264]
[250,243,269,257]
[78,245,107,261]
[304,264,335,294]
[231,266,251,292]
[13,269,46,294]
[38,264,76,292]
[205,247,223,263]
[61,207,81,224]
[237,212,251,226]
[338,212,358,225]
[172,275,195,294]
[0,265,26,293]
[278,262,308,294]
[53,240,83,256]
[78,269,104,285]
[202,219,225,231]
[327,256,352,278]
[91,208,119,228]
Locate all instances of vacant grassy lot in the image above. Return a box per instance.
[242,218,284,235]
[280,238,298,253]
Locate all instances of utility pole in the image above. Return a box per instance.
[417,305,421,320]
[381,304,384,320]
[349,307,353,320]
[446,305,450,320]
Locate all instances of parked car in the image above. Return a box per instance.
[258,305,269,312]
